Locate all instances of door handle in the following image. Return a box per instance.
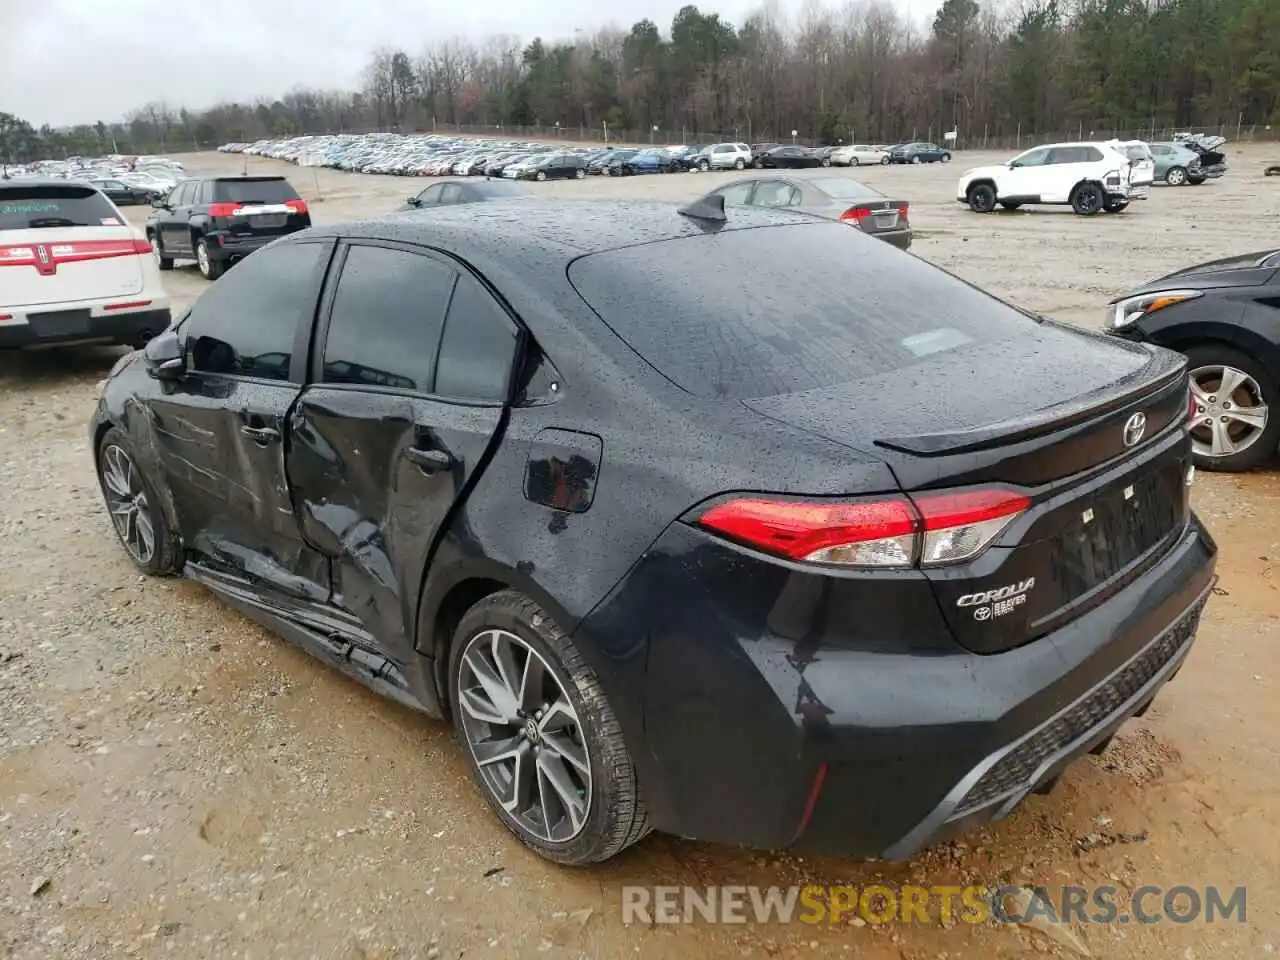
[240,425,280,444]
[405,446,452,473]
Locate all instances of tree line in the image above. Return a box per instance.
[3,0,1279,164]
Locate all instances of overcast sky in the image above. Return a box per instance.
[2,0,943,127]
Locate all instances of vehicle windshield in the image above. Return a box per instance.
[569,222,1039,400]
[211,179,299,203]
[0,185,120,229]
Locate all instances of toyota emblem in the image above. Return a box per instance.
[1122,412,1147,448]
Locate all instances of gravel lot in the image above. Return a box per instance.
[2,145,1279,960]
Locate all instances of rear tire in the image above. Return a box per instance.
[1103,200,1129,213]
[1188,175,1205,185]
[575,168,585,179]
[967,182,997,213]
[195,237,224,280]
[1070,182,1104,215]
[999,201,1022,211]
[449,590,651,865]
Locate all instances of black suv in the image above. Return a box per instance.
[146,176,310,280]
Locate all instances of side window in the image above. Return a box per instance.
[438,184,463,204]
[1013,148,1050,167]
[321,244,456,392]
[736,143,750,153]
[415,185,441,205]
[195,182,211,204]
[187,241,327,381]
[714,145,732,154]
[1083,147,1104,162]
[434,273,520,403]
[715,182,755,205]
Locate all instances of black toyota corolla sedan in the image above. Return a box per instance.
[90,198,1217,865]
[1106,247,1280,471]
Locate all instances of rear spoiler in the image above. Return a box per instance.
[875,350,1187,456]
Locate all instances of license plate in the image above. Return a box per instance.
[249,214,287,228]
[874,214,898,228]
[30,309,91,339]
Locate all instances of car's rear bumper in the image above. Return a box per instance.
[0,306,171,349]
[205,230,302,261]
[579,514,1216,857]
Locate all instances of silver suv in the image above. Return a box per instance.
[694,143,752,172]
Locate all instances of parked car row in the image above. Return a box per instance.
[3,154,189,204]
[957,135,1229,216]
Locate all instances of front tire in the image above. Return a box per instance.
[1070,182,1104,215]
[1103,199,1129,213]
[450,591,650,865]
[999,201,1022,211]
[1185,345,1278,472]
[575,168,585,179]
[880,155,890,165]
[911,155,922,164]
[96,428,180,576]
[149,233,173,271]
[941,153,951,163]
[735,158,746,170]
[1165,165,1188,186]
[535,170,547,182]
[967,182,997,213]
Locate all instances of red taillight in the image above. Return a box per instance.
[697,488,1029,568]
[896,202,910,220]
[698,497,918,566]
[285,199,308,215]
[0,239,150,267]
[207,203,239,217]
[104,300,152,311]
[839,206,873,223]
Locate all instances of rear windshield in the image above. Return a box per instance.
[568,222,1039,400]
[212,179,299,204]
[809,178,883,201]
[0,185,120,230]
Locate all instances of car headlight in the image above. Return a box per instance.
[1109,289,1202,329]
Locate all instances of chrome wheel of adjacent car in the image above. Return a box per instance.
[457,628,591,844]
[1189,364,1270,462]
[100,444,156,565]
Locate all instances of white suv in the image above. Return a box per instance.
[693,143,752,172]
[1,179,171,350]
[957,142,1144,215]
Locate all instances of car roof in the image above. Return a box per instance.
[0,177,99,190]
[305,198,819,269]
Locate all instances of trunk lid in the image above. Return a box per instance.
[743,327,1192,654]
[0,226,145,307]
[209,177,310,239]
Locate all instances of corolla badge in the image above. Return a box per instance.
[958,577,1035,621]
[1123,411,1147,448]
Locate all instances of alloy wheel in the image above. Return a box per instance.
[1189,364,1269,460]
[101,444,156,564]
[457,628,591,844]
[150,236,163,263]
[196,241,210,275]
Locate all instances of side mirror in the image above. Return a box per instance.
[1007,160,1019,169]
[151,196,169,209]
[144,329,185,380]
[406,196,421,207]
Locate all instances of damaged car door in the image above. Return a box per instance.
[285,240,519,674]
[150,239,335,601]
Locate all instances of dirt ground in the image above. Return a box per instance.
[2,144,1279,960]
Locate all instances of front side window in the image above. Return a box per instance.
[320,244,456,392]
[1012,148,1050,167]
[187,241,328,381]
